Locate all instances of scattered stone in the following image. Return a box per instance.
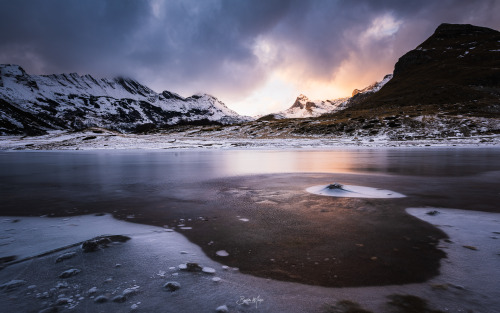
[202,267,216,274]
[215,304,229,312]
[180,251,188,254]
[94,295,108,303]
[370,256,378,261]
[216,250,229,257]
[81,235,130,252]
[163,281,181,292]
[212,277,221,282]
[131,303,139,310]
[0,279,26,290]
[186,262,202,272]
[55,252,77,263]
[426,210,440,216]
[122,286,140,296]
[55,282,68,289]
[55,298,71,305]
[87,287,98,294]
[112,295,126,303]
[462,245,478,251]
[221,265,229,270]
[58,269,80,278]
[115,263,122,268]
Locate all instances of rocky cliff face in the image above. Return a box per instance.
[343,23,500,117]
[0,64,251,135]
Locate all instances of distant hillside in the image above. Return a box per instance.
[0,64,251,135]
[333,23,500,118]
[264,74,392,119]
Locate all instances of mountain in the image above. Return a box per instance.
[0,64,251,135]
[269,74,392,119]
[277,94,349,118]
[333,23,500,118]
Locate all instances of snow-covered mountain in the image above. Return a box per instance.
[0,64,251,135]
[351,74,393,97]
[275,74,392,119]
[278,94,349,118]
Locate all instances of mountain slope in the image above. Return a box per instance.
[0,64,250,135]
[337,23,500,117]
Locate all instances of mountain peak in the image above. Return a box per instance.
[0,64,27,77]
[434,23,498,38]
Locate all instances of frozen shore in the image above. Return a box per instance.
[0,129,499,150]
[1,208,499,313]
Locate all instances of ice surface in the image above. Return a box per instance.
[0,214,162,261]
[1,209,500,312]
[306,184,406,198]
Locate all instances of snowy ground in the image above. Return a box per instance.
[0,128,499,150]
[1,209,499,313]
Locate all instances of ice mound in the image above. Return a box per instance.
[306,183,405,198]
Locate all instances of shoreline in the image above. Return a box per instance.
[1,130,499,151]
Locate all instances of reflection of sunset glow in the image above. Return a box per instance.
[221,150,363,176]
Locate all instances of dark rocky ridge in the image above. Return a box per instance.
[339,23,500,117]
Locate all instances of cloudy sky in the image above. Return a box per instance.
[1,0,499,116]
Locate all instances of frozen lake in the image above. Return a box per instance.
[1,148,500,213]
[1,148,500,312]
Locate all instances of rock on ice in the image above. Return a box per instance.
[163,281,181,292]
[0,279,26,290]
[58,268,81,278]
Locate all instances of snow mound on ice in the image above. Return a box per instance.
[306,184,405,198]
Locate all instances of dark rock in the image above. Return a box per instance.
[186,262,203,272]
[55,298,70,305]
[0,279,26,290]
[58,268,80,278]
[112,295,127,303]
[94,295,108,303]
[426,210,440,216]
[163,281,181,292]
[81,235,130,252]
[55,252,77,263]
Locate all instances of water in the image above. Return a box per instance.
[1,148,499,216]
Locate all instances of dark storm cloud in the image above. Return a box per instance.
[1,0,499,101]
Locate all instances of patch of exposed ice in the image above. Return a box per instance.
[202,267,216,274]
[216,250,229,257]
